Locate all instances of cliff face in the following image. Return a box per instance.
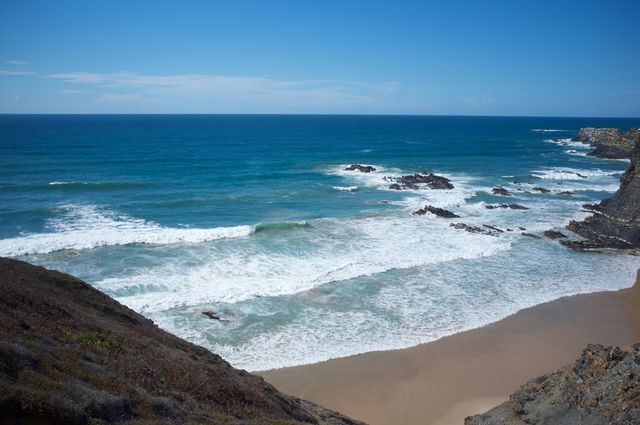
[0,257,363,425]
[466,343,640,425]
[573,127,640,159]
[564,141,640,250]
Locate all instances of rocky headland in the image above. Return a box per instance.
[563,140,640,251]
[466,343,640,425]
[0,257,363,425]
[572,127,640,159]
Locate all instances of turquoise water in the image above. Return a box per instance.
[2,115,640,370]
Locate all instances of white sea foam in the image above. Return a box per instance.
[532,129,569,133]
[94,214,511,313]
[0,205,254,256]
[326,164,402,188]
[333,186,358,192]
[160,245,640,370]
[543,138,591,149]
[49,181,86,185]
[532,167,620,180]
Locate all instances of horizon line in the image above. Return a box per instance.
[1,113,640,119]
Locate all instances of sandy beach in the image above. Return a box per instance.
[262,270,640,425]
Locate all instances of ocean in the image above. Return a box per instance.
[1,114,640,371]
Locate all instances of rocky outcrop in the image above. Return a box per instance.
[413,205,459,218]
[564,141,640,250]
[532,187,551,193]
[573,127,640,159]
[491,187,511,196]
[449,223,502,237]
[385,172,454,190]
[344,164,376,173]
[465,343,640,425]
[544,230,567,240]
[0,258,364,425]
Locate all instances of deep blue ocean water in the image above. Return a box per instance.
[2,114,640,370]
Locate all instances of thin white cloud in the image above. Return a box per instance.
[45,71,398,109]
[59,89,87,94]
[5,60,28,65]
[0,70,36,76]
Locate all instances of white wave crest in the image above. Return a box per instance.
[333,186,358,192]
[532,129,569,133]
[532,167,620,180]
[95,215,511,312]
[0,205,254,256]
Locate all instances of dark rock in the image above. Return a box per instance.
[587,143,632,159]
[413,205,459,218]
[386,172,454,190]
[485,203,529,210]
[202,310,221,320]
[573,127,640,159]
[544,230,567,239]
[482,224,504,233]
[558,191,574,196]
[532,187,551,193]
[450,223,501,237]
[344,164,376,173]
[521,232,541,239]
[559,239,603,252]
[491,187,511,196]
[566,141,640,249]
[0,257,364,425]
[582,203,600,212]
[465,344,640,425]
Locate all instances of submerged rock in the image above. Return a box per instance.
[491,187,511,196]
[558,191,574,196]
[413,205,459,218]
[521,232,541,239]
[485,203,529,210]
[386,172,454,190]
[0,257,363,425]
[344,164,376,173]
[532,187,551,193]
[466,344,640,425]
[450,223,501,237]
[566,141,640,249]
[202,310,221,320]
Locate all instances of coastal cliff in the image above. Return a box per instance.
[0,257,363,425]
[465,343,640,425]
[563,139,640,250]
[573,127,640,159]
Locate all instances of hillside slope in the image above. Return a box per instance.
[0,257,363,425]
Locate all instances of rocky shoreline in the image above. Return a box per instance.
[562,130,640,251]
[466,127,640,424]
[572,127,640,159]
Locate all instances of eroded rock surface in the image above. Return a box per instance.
[565,141,640,250]
[574,127,640,159]
[466,344,640,425]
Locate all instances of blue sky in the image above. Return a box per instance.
[1,0,638,116]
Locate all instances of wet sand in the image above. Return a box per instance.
[261,271,640,425]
